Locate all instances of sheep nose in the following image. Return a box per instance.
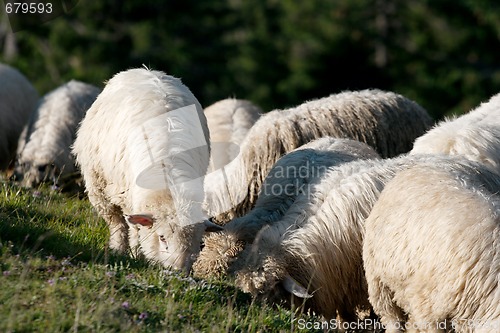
[37,165,48,173]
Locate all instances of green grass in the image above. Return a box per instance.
[0,180,323,332]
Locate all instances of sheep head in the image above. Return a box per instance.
[231,237,313,303]
[192,232,245,279]
[11,161,61,188]
[125,214,222,273]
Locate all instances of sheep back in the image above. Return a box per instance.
[204,98,261,171]
[411,92,500,172]
[14,80,101,187]
[204,89,433,223]
[363,163,500,332]
[0,63,38,171]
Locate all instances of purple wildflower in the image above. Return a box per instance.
[61,258,72,266]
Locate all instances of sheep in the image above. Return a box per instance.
[228,155,491,321]
[204,89,433,223]
[0,63,38,171]
[363,163,500,332]
[73,67,221,272]
[411,92,500,172]
[204,98,261,172]
[12,80,101,189]
[193,137,381,279]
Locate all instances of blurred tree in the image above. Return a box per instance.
[1,0,499,119]
[380,0,500,117]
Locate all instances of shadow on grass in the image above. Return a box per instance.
[0,202,151,270]
[0,201,254,299]
[0,182,261,322]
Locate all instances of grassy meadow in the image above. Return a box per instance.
[0,180,323,332]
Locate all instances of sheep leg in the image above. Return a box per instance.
[126,223,142,259]
[367,278,405,333]
[85,170,129,253]
[106,208,129,253]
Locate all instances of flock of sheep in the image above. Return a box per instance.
[1,63,499,332]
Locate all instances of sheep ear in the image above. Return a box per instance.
[203,219,224,232]
[282,275,313,299]
[124,214,154,227]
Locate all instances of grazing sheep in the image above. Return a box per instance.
[411,92,500,172]
[13,80,101,189]
[230,155,490,321]
[204,89,433,223]
[0,63,38,171]
[193,137,380,279]
[204,98,261,172]
[363,164,500,332]
[73,67,220,272]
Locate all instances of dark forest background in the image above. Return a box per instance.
[1,0,500,119]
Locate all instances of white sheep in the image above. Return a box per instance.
[204,98,261,172]
[204,89,433,223]
[73,67,220,271]
[363,163,500,332]
[411,92,500,172]
[230,155,487,321]
[193,137,381,279]
[0,63,38,171]
[13,80,101,189]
